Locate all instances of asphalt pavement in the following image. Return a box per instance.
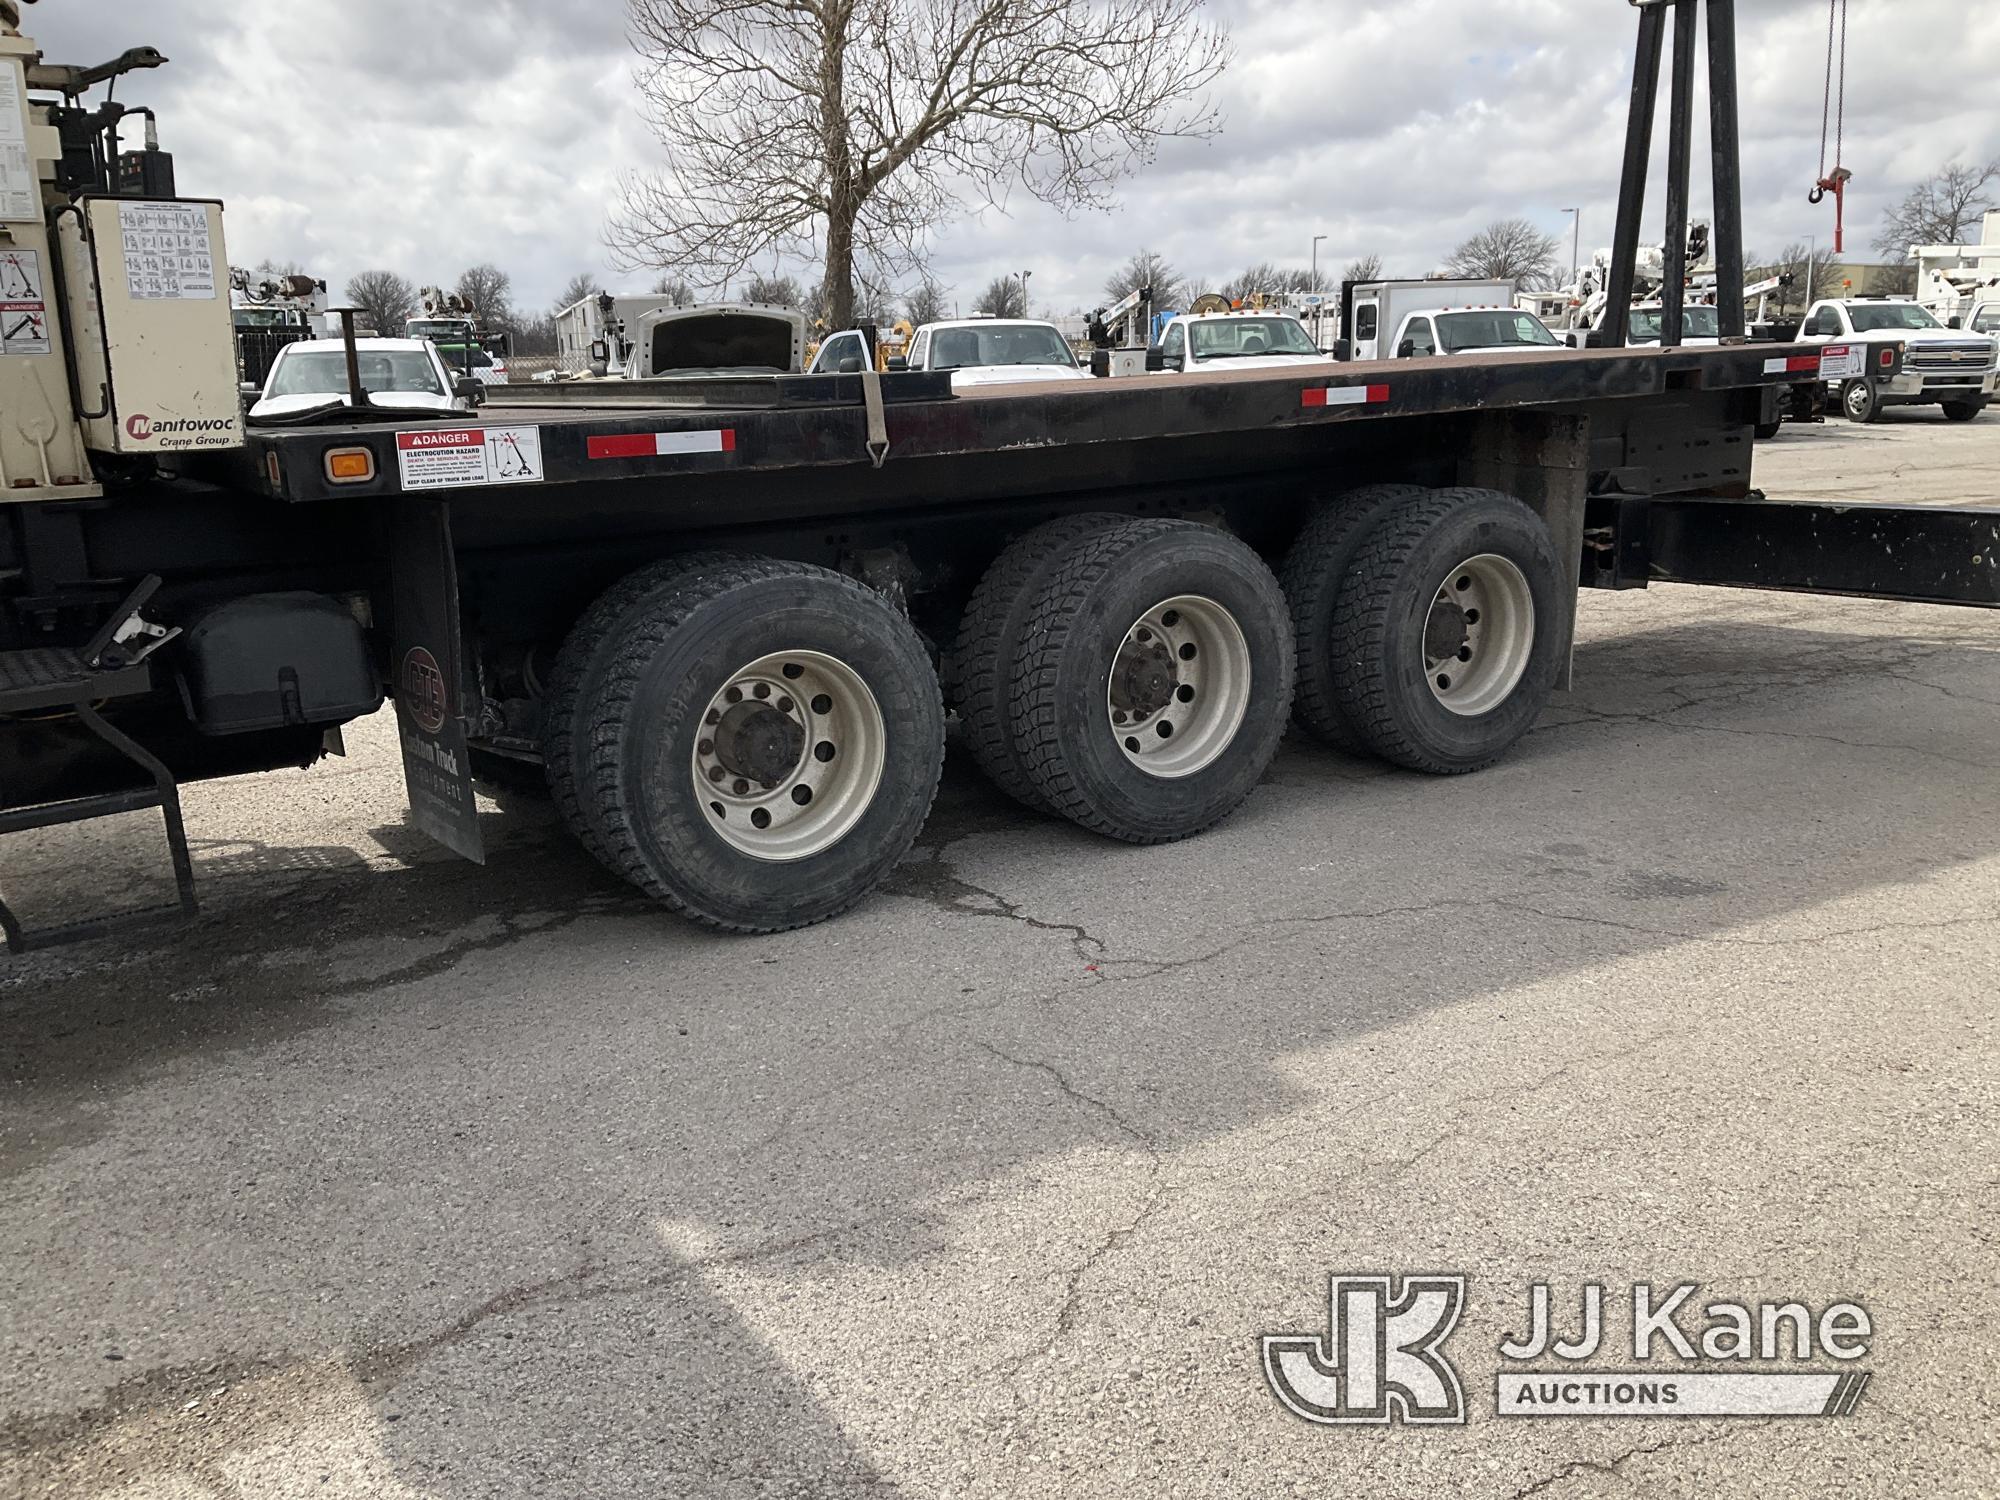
[2,414,1996,1498]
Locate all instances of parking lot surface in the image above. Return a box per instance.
[3,417,1996,1498]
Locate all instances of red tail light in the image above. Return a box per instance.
[1879,347,1894,368]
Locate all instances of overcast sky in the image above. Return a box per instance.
[41,0,2000,318]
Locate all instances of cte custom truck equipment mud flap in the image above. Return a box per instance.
[387,499,485,863]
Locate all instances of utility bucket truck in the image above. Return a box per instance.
[0,0,1992,952]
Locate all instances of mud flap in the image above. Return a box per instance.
[386,498,484,863]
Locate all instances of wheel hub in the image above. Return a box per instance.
[1104,595,1251,779]
[690,651,887,862]
[1424,597,1469,663]
[713,702,804,785]
[1110,640,1178,719]
[1422,555,1535,716]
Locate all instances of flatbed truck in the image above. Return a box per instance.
[1,0,1994,948]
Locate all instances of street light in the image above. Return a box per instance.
[1020,269,1032,315]
[1310,234,1329,346]
[1561,207,1580,288]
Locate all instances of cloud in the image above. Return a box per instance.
[35,0,2000,317]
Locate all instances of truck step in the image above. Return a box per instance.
[0,777,198,954]
[0,638,199,952]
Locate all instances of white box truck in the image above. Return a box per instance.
[1337,278,1517,360]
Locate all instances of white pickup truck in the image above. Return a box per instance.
[866,318,1088,390]
[1146,311,1334,374]
[1960,301,2000,339]
[1386,306,1567,360]
[1793,297,1997,422]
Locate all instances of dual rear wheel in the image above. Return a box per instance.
[538,489,1559,932]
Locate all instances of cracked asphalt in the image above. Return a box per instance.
[3,416,1997,1498]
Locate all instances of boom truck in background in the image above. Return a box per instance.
[408,286,511,384]
[547,290,807,381]
[0,0,1993,953]
[228,266,326,386]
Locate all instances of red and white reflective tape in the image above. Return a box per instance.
[1301,383,1390,408]
[1761,354,1820,375]
[586,429,737,460]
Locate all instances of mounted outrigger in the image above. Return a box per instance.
[0,0,1993,948]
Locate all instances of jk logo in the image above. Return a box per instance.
[1262,1274,1467,1425]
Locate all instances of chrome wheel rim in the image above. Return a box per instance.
[1104,594,1251,778]
[1423,555,1535,716]
[692,650,885,860]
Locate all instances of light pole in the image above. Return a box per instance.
[1561,207,1580,288]
[1019,269,1032,316]
[1310,234,1328,344]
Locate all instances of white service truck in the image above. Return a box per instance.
[1792,297,1997,422]
[1337,279,1552,361]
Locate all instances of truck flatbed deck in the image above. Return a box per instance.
[243,343,1823,505]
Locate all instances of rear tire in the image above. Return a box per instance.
[1278,483,1428,752]
[1840,379,1879,423]
[1753,418,1782,440]
[1010,519,1293,843]
[542,552,745,866]
[1941,398,1986,422]
[947,512,1123,811]
[581,558,944,932]
[1329,488,1562,774]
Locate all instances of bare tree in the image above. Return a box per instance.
[1221,262,1314,300]
[1444,219,1562,288]
[1761,241,1840,314]
[1340,254,1382,286]
[345,269,415,334]
[904,278,949,325]
[651,273,695,302]
[612,0,1229,328]
[742,274,806,306]
[974,275,1027,318]
[1104,248,1187,308]
[552,272,601,313]
[454,264,515,328]
[1874,158,2000,257]
[253,256,307,279]
[512,314,559,357]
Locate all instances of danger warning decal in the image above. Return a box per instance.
[1301,383,1390,408]
[0,248,50,355]
[394,426,545,489]
[1814,344,1864,380]
[585,429,737,461]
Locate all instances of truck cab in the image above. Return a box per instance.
[1387,306,1565,360]
[1341,278,1520,361]
[887,319,1087,389]
[1606,303,1723,347]
[1793,298,1997,422]
[1148,311,1332,374]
